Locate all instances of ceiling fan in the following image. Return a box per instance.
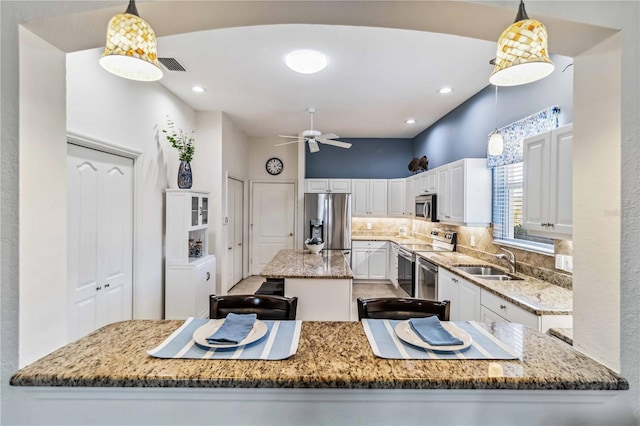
[275,107,352,153]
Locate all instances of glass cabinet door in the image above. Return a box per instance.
[191,196,199,227]
[201,197,208,225]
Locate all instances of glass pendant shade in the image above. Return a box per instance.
[488,131,505,156]
[489,2,554,86]
[99,10,163,82]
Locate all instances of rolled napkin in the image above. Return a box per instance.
[409,316,464,346]
[206,313,257,344]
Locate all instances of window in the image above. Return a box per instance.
[492,163,554,252]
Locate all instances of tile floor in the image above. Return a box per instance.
[228,276,409,320]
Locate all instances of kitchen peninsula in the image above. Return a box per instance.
[9,320,630,425]
[260,249,353,320]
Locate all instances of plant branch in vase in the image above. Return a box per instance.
[163,116,195,189]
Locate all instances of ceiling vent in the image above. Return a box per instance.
[158,57,188,72]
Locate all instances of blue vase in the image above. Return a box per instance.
[178,160,193,189]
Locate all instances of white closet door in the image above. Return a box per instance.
[225,178,244,292]
[67,144,133,342]
[250,182,295,275]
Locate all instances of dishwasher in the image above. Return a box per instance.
[416,257,438,300]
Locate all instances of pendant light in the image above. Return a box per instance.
[488,86,504,156]
[489,0,554,86]
[99,0,163,82]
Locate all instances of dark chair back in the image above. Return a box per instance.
[357,297,450,321]
[209,294,298,320]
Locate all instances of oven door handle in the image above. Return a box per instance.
[398,249,414,262]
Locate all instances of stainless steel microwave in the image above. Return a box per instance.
[415,194,438,222]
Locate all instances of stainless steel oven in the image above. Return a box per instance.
[416,257,438,300]
[397,247,415,297]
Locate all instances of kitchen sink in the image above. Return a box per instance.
[477,275,522,281]
[453,265,523,281]
[454,266,506,275]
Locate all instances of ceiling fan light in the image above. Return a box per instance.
[99,4,163,82]
[285,50,327,74]
[488,131,504,156]
[489,2,554,86]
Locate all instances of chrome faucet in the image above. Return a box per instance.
[495,248,516,273]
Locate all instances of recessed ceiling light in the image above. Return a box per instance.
[405,119,416,124]
[438,87,453,94]
[192,86,206,93]
[285,50,328,74]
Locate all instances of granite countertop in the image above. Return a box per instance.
[548,327,574,345]
[418,252,572,316]
[10,320,627,390]
[261,249,353,279]
[352,234,572,317]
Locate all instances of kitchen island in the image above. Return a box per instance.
[9,320,630,425]
[261,249,353,320]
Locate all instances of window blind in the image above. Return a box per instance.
[492,163,554,249]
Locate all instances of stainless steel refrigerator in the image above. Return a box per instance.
[303,193,351,256]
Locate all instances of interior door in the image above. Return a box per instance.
[250,182,295,275]
[67,144,133,342]
[226,178,244,291]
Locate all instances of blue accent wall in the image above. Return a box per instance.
[413,54,574,169]
[305,54,573,177]
[305,138,414,179]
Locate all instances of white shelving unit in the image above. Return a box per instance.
[165,189,216,319]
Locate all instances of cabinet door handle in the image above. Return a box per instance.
[206,272,210,281]
[105,283,110,288]
[499,304,506,310]
[96,286,102,291]
[238,243,242,246]
[228,247,232,250]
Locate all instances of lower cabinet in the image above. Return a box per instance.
[165,255,216,319]
[352,241,388,280]
[480,289,572,333]
[438,269,480,321]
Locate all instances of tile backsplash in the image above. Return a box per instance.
[352,217,573,289]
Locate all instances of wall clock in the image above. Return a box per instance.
[265,157,284,175]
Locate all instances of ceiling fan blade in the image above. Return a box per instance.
[318,133,339,140]
[274,140,302,147]
[318,139,352,149]
[278,135,304,139]
[308,139,320,153]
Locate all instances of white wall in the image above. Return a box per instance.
[66,48,197,322]
[573,33,621,371]
[2,1,639,422]
[248,137,299,182]
[18,28,68,366]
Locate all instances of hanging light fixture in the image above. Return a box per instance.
[488,86,504,156]
[489,0,554,86]
[99,0,163,82]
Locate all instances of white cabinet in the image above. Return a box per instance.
[387,179,406,217]
[351,179,387,216]
[523,124,573,239]
[437,269,480,321]
[480,289,572,333]
[165,256,216,319]
[416,170,437,195]
[404,175,418,217]
[436,159,491,226]
[305,179,351,193]
[352,241,388,280]
[165,190,216,319]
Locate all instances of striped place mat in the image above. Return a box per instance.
[361,319,521,360]
[148,317,302,360]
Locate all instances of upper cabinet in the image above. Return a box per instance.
[436,158,491,227]
[387,178,407,217]
[352,179,388,216]
[523,124,573,239]
[305,178,351,193]
[417,170,437,195]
